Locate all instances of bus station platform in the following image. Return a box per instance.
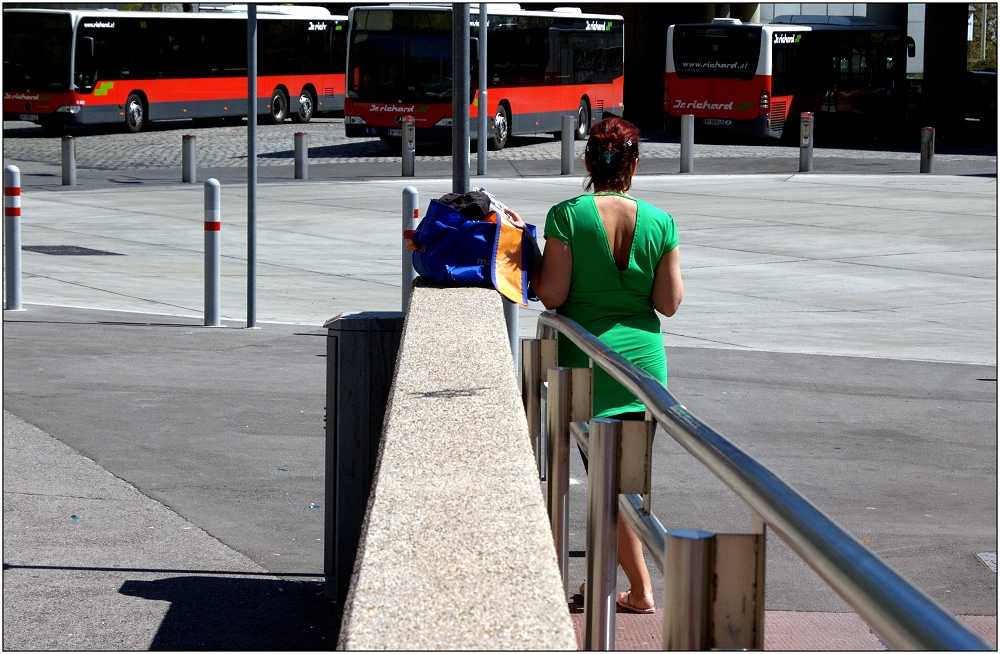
[2,170,996,649]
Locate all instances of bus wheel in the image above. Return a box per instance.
[269,89,289,124]
[125,93,145,133]
[292,89,315,124]
[489,103,509,150]
[575,100,590,140]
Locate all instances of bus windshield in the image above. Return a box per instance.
[672,25,761,81]
[348,9,457,103]
[4,12,73,93]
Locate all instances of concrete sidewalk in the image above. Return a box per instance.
[3,173,996,650]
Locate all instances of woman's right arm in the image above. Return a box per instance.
[531,237,573,310]
[652,245,683,317]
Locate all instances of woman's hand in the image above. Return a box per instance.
[503,207,527,229]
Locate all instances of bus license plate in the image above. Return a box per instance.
[703,118,731,126]
[387,128,402,137]
[18,114,38,121]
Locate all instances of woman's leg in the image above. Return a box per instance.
[617,517,655,609]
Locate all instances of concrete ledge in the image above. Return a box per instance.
[337,282,577,650]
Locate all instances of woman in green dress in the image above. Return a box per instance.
[509,117,683,613]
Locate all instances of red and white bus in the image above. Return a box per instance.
[664,16,912,141]
[3,5,347,133]
[344,4,624,150]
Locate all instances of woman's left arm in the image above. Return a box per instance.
[532,237,573,309]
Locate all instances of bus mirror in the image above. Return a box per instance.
[470,37,479,63]
[906,36,915,58]
[81,36,95,60]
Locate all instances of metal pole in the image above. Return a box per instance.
[546,366,572,598]
[294,132,308,180]
[452,3,470,194]
[61,136,76,186]
[798,112,814,173]
[663,529,715,650]
[401,186,419,312]
[4,165,23,311]
[402,116,415,177]
[182,134,197,183]
[522,339,541,466]
[584,418,621,651]
[204,178,221,327]
[680,114,694,173]
[504,298,519,376]
[477,3,488,176]
[561,115,574,175]
[247,4,258,328]
[920,127,935,173]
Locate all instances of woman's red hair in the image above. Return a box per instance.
[584,117,641,192]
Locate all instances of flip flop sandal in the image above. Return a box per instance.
[617,590,655,614]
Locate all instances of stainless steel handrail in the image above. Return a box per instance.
[537,311,989,651]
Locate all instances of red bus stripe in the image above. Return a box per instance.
[5,207,21,217]
[403,229,415,239]
[204,221,221,231]
[4,187,20,196]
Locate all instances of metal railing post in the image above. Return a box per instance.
[680,115,694,173]
[522,339,541,462]
[182,134,197,183]
[401,186,419,313]
[584,418,622,651]
[61,135,76,186]
[4,165,23,311]
[504,299,519,378]
[920,127,935,173]
[561,115,575,175]
[402,116,415,177]
[294,132,308,180]
[798,112,814,172]
[663,529,715,650]
[204,178,221,327]
[546,366,572,597]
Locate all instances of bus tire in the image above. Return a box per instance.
[269,88,289,124]
[489,102,509,151]
[292,89,315,124]
[575,99,590,140]
[125,93,145,133]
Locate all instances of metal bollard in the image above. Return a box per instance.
[4,165,23,311]
[799,112,814,172]
[294,132,308,180]
[680,114,694,173]
[182,134,197,183]
[561,114,574,175]
[402,116,415,177]
[504,298,520,377]
[204,178,221,327]
[401,186,419,312]
[663,529,715,650]
[61,136,76,186]
[584,418,622,651]
[920,127,935,173]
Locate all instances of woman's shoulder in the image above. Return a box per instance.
[551,194,592,213]
[635,197,673,222]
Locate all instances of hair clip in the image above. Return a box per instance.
[603,150,614,163]
[626,139,633,147]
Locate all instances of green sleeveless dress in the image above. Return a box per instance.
[543,193,678,418]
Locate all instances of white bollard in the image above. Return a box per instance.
[401,186,419,312]
[680,115,694,173]
[5,165,23,311]
[294,132,308,180]
[61,136,76,186]
[799,112,814,172]
[561,115,574,175]
[204,178,221,327]
[920,127,935,174]
[182,134,197,183]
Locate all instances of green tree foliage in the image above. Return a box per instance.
[968,3,997,71]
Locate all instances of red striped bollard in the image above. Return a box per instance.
[5,165,23,311]
[401,186,419,313]
[204,178,221,326]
